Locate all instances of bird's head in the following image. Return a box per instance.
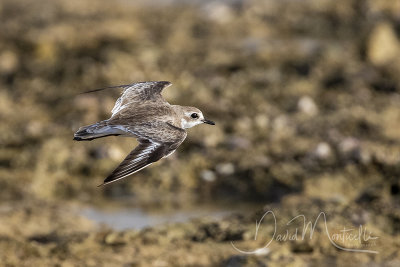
[178,106,215,129]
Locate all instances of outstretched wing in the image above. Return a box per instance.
[80,81,172,116]
[111,81,172,116]
[99,122,186,186]
[100,139,167,186]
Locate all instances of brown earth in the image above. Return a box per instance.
[0,0,400,265]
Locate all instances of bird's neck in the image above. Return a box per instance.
[171,105,187,129]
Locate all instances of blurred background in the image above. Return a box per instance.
[1,0,400,265]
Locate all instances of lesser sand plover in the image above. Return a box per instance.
[74,81,215,186]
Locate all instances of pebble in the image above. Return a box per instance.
[200,170,216,182]
[216,163,235,175]
[314,142,332,160]
[298,96,318,116]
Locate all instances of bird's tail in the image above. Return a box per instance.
[73,120,123,141]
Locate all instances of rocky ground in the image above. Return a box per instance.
[1,0,400,265]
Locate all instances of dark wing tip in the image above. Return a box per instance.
[103,175,117,185]
[158,81,172,86]
[78,81,172,95]
[97,179,117,187]
[154,81,172,90]
[78,84,135,95]
[98,141,170,186]
[97,175,122,187]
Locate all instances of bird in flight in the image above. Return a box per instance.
[74,81,215,186]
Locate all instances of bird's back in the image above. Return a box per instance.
[108,102,180,128]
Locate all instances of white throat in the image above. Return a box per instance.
[181,118,202,129]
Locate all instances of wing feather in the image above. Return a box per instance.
[99,122,187,186]
[111,81,171,116]
[99,140,167,186]
[80,81,172,116]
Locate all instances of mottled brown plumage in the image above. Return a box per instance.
[74,81,215,186]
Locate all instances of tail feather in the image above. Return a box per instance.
[73,121,123,141]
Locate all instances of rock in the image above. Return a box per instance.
[200,170,216,182]
[298,96,318,116]
[0,50,19,74]
[203,2,234,24]
[290,241,314,253]
[314,142,332,160]
[226,136,251,149]
[107,146,125,161]
[1,0,400,265]
[216,163,235,175]
[338,137,361,161]
[272,115,294,137]
[367,22,399,65]
[104,232,125,246]
[224,255,267,267]
[254,114,269,129]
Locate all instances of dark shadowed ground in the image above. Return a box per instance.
[1,0,400,265]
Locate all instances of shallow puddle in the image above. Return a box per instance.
[81,202,259,230]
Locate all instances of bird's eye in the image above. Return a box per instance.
[191,113,199,119]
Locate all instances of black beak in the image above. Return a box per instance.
[202,119,215,125]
